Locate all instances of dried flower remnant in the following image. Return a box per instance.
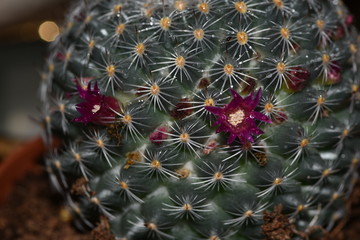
[286,67,310,92]
[206,89,271,144]
[327,61,342,84]
[74,82,120,125]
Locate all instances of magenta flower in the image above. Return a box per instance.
[149,126,169,144]
[327,61,342,84]
[205,89,271,144]
[346,15,354,26]
[74,82,120,125]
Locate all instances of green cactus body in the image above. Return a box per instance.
[41,0,360,239]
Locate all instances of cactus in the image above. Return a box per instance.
[40,0,360,239]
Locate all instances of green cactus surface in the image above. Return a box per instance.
[40,0,360,239]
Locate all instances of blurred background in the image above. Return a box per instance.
[0,0,359,157]
[0,0,72,157]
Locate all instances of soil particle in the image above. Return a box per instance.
[262,204,294,240]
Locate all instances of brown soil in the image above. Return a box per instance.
[262,204,294,240]
[322,182,360,240]
[0,166,92,240]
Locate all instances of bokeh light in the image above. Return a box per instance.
[38,21,59,42]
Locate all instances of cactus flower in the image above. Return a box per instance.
[206,89,271,144]
[74,82,120,125]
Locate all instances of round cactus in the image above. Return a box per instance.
[40,0,360,239]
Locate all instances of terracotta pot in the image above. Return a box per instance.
[0,137,59,204]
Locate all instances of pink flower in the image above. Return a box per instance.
[327,61,342,84]
[149,126,169,144]
[74,82,120,125]
[346,15,354,26]
[205,89,271,144]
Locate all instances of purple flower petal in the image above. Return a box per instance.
[251,111,272,123]
[205,88,271,144]
[73,82,120,125]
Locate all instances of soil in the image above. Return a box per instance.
[0,165,359,240]
[0,166,92,240]
[262,204,294,240]
[323,182,360,240]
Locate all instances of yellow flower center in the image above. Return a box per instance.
[92,104,101,113]
[228,109,245,126]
